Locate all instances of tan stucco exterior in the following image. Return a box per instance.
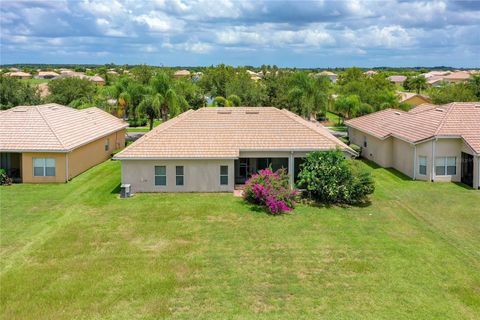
[22,152,68,183]
[348,127,479,189]
[20,129,125,183]
[120,149,355,193]
[121,159,235,193]
[68,129,125,179]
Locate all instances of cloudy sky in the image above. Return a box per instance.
[1,0,479,67]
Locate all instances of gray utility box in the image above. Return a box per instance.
[120,184,131,198]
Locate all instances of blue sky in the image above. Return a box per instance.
[1,0,479,67]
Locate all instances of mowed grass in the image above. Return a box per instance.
[1,160,479,319]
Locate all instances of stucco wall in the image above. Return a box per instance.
[22,152,67,183]
[21,129,125,184]
[121,159,235,193]
[392,138,414,178]
[68,129,125,179]
[415,140,434,181]
[348,128,392,167]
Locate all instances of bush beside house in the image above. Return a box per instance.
[297,150,375,204]
[243,168,298,214]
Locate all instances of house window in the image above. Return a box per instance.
[105,138,110,151]
[154,166,166,186]
[363,136,368,148]
[435,157,456,176]
[418,156,427,175]
[220,165,228,185]
[176,166,184,186]
[33,158,56,177]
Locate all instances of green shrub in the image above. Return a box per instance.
[128,117,147,127]
[297,150,374,204]
[0,168,12,186]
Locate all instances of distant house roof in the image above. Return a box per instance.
[38,71,59,77]
[364,70,378,76]
[319,71,337,76]
[0,104,127,152]
[114,107,356,159]
[6,71,32,78]
[174,69,191,76]
[442,71,471,81]
[345,102,480,154]
[89,75,105,83]
[388,75,407,83]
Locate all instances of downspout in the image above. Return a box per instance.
[65,153,69,182]
[413,145,417,180]
[431,138,437,182]
[289,151,294,189]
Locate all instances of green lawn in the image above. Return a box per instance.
[1,160,479,319]
[127,119,162,132]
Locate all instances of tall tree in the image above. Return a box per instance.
[287,72,330,119]
[137,94,161,130]
[150,72,182,121]
[407,76,428,94]
[0,76,40,109]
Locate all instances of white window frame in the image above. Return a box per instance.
[435,156,456,176]
[33,158,56,177]
[176,166,184,186]
[220,165,228,185]
[154,166,166,186]
[418,156,427,176]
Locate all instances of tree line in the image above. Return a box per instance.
[1,65,479,127]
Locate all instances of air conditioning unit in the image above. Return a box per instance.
[120,184,131,198]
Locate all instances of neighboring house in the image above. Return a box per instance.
[114,107,356,193]
[246,70,262,81]
[174,70,191,79]
[6,71,32,79]
[397,91,431,107]
[421,70,471,86]
[318,71,337,83]
[388,75,407,85]
[0,104,127,183]
[345,102,480,189]
[36,71,59,79]
[364,70,378,76]
[89,75,105,85]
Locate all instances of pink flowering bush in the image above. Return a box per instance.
[243,168,298,214]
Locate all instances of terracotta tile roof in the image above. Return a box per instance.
[115,107,356,159]
[0,104,127,152]
[345,102,480,154]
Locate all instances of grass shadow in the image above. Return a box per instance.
[453,182,474,190]
[361,159,382,169]
[110,183,121,194]
[385,168,412,181]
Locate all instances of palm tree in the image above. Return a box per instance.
[150,73,182,121]
[137,94,161,130]
[409,76,428,94]
[288,72,330,119]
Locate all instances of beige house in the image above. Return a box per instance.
[388,75,407,85]
[36,71,59,79]
[397,91,431,107]
[0,104,127,183]
[346,102,480,189]
[174,70,191,79]
[6,71,32,79]
[114,107,356,193]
